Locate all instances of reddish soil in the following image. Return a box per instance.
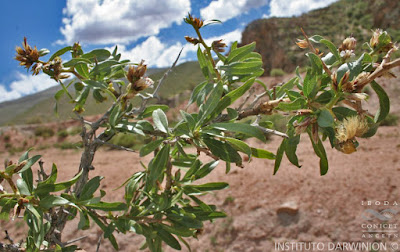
[1,73,400,252]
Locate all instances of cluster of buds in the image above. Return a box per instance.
[184,13,204,30]
[15,37,40,71]
[369,29,395,53]
[212,39,227,53]
[335,116,368,154]
[125,61,154,98]
[339,36,357,59]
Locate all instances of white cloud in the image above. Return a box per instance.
[0,73,57,102]
[59,0,191,45]
[113,29,243,68]
[269,0,338,17]
[201,0,267,22]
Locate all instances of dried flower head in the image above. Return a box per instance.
[212,39,227,52]
[339,36,357,51]
[340,49,355,59]
[184,13,203,29]
[335,116,368,143]
[185,36,200,45]
[126,61,147,84]
[337,140,357,154]
[370,29,383,49]
[15,37,40,70]
[296,39,309,49]
[133,77,154,92]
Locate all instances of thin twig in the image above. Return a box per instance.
[96,233,103,252]
[237,87,255,111]
[254,125,288,138]
[4,230,14,244]
[248,91,268,109]
[64,235,88,246]
[94,139,136,152]
[186,139,219,161]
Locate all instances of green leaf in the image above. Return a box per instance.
[208,77,255,120]
[81,49,111,62]
[156,226,181,250]
[285,132,301,167]
[152,109,169,134]
[332,107,357,120]
[187,182,229,191]
[198,82,224,124]
[49,46,72,61]
[251,148,275,160]
[183,160,201,181]
[225,138,252,158]
[109,105,121,128]
[276,97,306,111]
[320,39,340,61]
[209,122,266,142]
[85,201,126,211]
[308,131,329,175]
[148,145,170,184]
[274,138,287,175]
[220,61,263,76]
[197,46,211,78]
[180,111,196,131]
[17,179,31,195]
[75,63,89,79]
[39,195,71,209]
[370,81,390,123]
[226,42,256,63]
[18,155,41,173]
[140,139,164,157]
[138,105,169,119]
[306,53,323,74]
[337,53,364,83]
[194,160,219,180]
[275,77,298,99]
[79,176,103,200]
[78,211,90,230]
[35,168,82,196]
[82,80,108,89]
[303,70,318,99]
[317,109,334,128]
[203,138,242,164]
[63,58,92,67]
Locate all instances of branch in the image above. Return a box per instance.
[186,139,219,161]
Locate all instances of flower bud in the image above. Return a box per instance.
[185,36,200,45]
[339,36,357,51]
[370,29,382,49]
[212,39,227,52]
[295,39,309,49]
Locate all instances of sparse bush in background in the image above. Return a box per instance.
[54,141,83,150]
[1,13,399,252]
[34,126,54,138]
[3,134,10,142]
[25,116,43,124]
[57,129,69,138]
[380,113,398,126]
[270,68,286,77]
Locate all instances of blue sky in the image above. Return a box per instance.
[0,0,337,102]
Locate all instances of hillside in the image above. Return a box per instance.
[241,0,400,75]
[0,61,203,125]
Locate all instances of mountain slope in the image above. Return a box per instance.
[241,0,400,75]
[0,61,203,125]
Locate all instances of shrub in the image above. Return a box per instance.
[1,14,399,252]
[57,129,69,138]
[270,68,286,77]
[34,126,55,138]
[380,113,398,126]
